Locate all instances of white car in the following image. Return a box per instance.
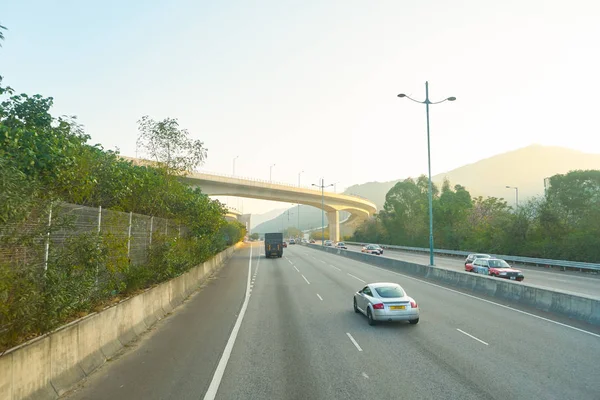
[353,282,419,325]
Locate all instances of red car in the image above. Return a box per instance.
[487,259,524,281]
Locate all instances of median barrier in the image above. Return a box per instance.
[307,244,600,326]
[0,244,241,400]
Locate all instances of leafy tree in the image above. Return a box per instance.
[250,233,260,240]
[0,24,6,45]
[136,115,207,174]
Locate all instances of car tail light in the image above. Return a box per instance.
[373,303,384,310]
[410,301,418,308]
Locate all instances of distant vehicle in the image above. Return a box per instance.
[335,242,347,249]
[487,259,524,281]
[283,242,288,248]
[362,244,383,255]
[289,239,296,244]
[264,233,283,258]
[324,240,333,246]
[354,282,419,325]
[464,253,491,267]
[310,239,316,244]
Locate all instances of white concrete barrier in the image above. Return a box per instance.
[0,244,241,400]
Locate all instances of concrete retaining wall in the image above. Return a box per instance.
[0,244,240,400]
[309,244,600,326]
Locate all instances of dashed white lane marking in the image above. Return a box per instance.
[302,275,311,285]
[347,273,366,283]
[320,260,327,264]
[203,246,253,400]
[457,328,489,346]
[362,372,369,379]
[329,264,341,271]
[316,293,323,301]
[288,259,293,265]
[293,265,300,273]
[346,333,363,351]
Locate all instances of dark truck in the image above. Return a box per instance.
[264,232,284,258]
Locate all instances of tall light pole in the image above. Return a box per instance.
[506,186,519,209]
[298,170,304,233]
[233,155,239,175]
[269,163,276,182]
[397,81,456,266]
[312,178,334,246]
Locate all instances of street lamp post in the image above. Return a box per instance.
[397,81,456,266]
[298,170,304,233]
[506,186,519,209]
[233,155,239,175]
[312,178,334,246]
[269,164,276,182]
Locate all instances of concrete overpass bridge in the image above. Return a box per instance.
[121,157,376,241]
[180,171,376,242]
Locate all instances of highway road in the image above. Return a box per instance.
[344,244,600,297]
[64,243,600,400]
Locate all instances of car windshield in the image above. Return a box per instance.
[338,242,345,246]
[488,260,511,268]
[374,286,405,298]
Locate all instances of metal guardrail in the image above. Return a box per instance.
[344,242,600,272]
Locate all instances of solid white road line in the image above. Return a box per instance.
[329,264,342,271]
[318,251,600,339]
[302,275,311,285]
[346,333,363,352]
[203,246,253,400]
[457,328,489,346]
[293,265,300,273]
[316,293,323,301]
[347,273,366,283]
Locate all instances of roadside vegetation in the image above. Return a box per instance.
[352,172,600,263]
[0,76,245,351]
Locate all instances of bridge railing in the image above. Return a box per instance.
[192,169,375,204]
[344,242,600,272]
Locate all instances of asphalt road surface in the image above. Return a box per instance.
[344,244,600,297]
[64,242,600,400]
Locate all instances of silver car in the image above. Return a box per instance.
[353,282,419,325]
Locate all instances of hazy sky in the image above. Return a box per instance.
[2,0,600,214]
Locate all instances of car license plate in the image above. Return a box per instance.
[390,305,406,310]
[510,276,516,280]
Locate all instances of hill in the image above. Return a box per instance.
[252,205,350,234]
[345,145,600,209]
[252,145,600,231]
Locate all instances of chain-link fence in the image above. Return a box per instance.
[0,203,189,346]
[0,202,185,272]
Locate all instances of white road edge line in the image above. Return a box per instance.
[203,245,253,400]
[317,250,600,339]
[316,293,323,301]
[329,264,341,271]
[347,273,366,283]
[346,332,363,351]
[457,328,489,346]
[302,274,311,285]
[293,265,300,272]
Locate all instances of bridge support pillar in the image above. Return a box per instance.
[327,210,340,242]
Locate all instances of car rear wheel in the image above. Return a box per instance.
[353,299,359,313]
[409,318,419,325]
[367,308,376,326]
